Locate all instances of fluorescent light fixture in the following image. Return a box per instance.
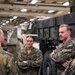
[24,22,28,24]
[35,16,50,20]
[30,0,38,4]
[10,18,13,21]
[30,18,35,21]
[15,26,18,28]
[6,21,9,24]
[48,10,55,13]
[2,23,6,25]
[21,9,27,12]
[68,12,70,14]
[20,23,23,26]
[63,2,69,6]
[13,16,18,19]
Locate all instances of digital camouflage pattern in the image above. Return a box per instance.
[50,39,75,75]
[17,47,43,75]
[0,47,17,75]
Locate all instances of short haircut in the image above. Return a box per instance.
[26,35,34,41]
[59,24,72,32]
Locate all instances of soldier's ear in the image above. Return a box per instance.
[68,30,71,36]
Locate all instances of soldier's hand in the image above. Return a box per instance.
[62,61,69,68]
[51,50,56,54]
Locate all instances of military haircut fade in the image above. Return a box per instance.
[26,35,34,41]
[59,24,72,32]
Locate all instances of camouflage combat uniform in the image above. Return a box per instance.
[50,39,75,75]
[0,47,17,75]
[17,47,43,75]
[16,42,23,61]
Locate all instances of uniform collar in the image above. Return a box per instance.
[23,46,35,54]
[63,39,72,45]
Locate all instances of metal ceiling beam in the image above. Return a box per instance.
[0,4,70,11]
[12,1,68,7]
[2,25,16,30]
[55,10,69,17]
[0,11,54,17]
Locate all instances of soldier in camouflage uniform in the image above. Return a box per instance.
[0,29,17,75]
[17,36,43,75]
[50,24,75,75]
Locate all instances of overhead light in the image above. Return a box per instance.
[2,23,6,26]
[30,18,35,21]
[10,18,13,21]
[30,0,38,4]
[13,16,18,19]
[21,9,27,12]
[68,12,70,14]
[6,21,9,24]
[48,10,55,13]
[15,26,18,28]
[24,22,28,24]
[63,2,69,6]
[20,23,23,26]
